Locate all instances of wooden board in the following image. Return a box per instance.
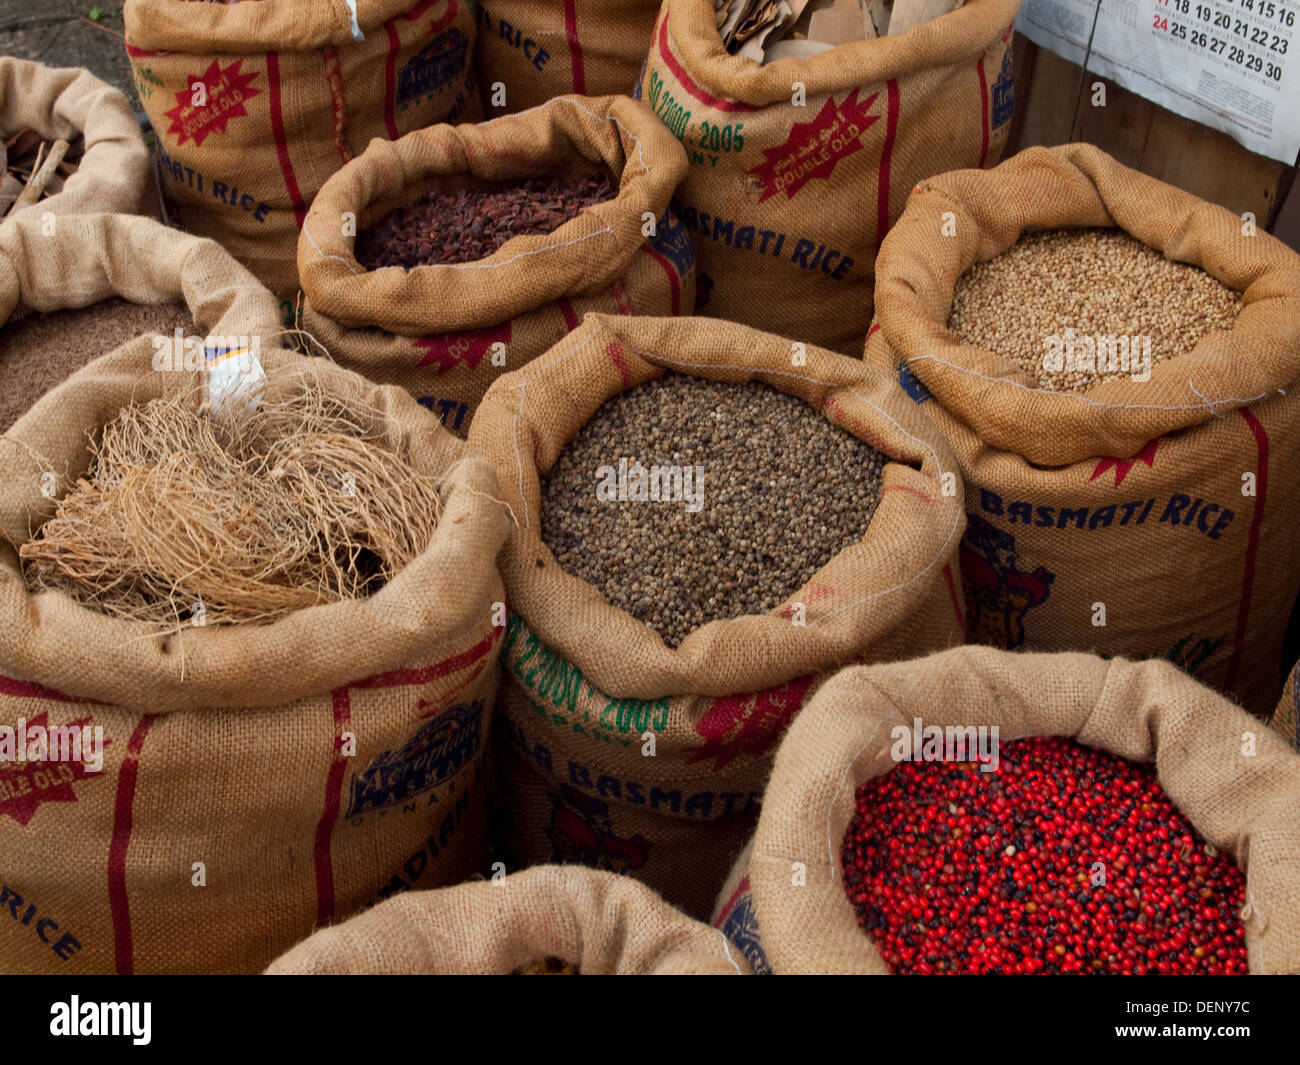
[1008,35,1294,230]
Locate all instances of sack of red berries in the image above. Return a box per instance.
[714,645,1300,975]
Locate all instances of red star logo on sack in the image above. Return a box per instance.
[748,89,880,203]
[1089,437,1160,487]
[0,712,111,827]
[686,674,817,772]
[414,321,513,375]
[162,58,262,148]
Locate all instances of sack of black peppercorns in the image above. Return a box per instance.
[714,645,1300,975]
[865,143,1300,720]
[297,94,695,437]
[466,312,968,917]
[265,866,749,974]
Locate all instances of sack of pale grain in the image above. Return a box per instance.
[717,646,1300,974]
[474,0,661,113]
[467,313,967,917]
[864,143,1300,720]
[298,94,695,436]
[636,0,1018,354]
[0,228,509,970]
[123,0,481,298]
[0,59,149,221]
[265,865,748,974]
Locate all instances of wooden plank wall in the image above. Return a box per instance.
[1007,34,1297,232]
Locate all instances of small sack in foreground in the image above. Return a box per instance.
[715,646,1300,974]
[636,0,1018,354]
[474,0,662,113]
[865,144,1300,720]
[0,58,149,220]
[298,94,695,436]
[468,313,966,917]
[0,337,509,973]
[265,865,748,974]
[124,0,481,298]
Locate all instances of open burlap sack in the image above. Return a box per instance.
[475,0,661,113]
[0,217,509,973]
[864,144,1300,721]
[635,0,1017,355]
[468,313,967,916]
[265,865,749,973]
[716,645,1300,974]
[124,0,482,298]
[0,59,149,220]
[299,94,695,436]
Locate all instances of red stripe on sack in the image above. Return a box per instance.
[874,79,901,255]
[109,714,155,976]
[266,52,308,229]
[715,876,751,928]
[563,0,587,95]
[610,279,631,315]
[640,245,682,316]
[0,674,97,704]
[351,626,503,690]
[606,341,632,387]
[423,0,457,33]
[557,298,581,332]
[882,484,936,505]
[976,55,990,168]
[866,322,881,340]
[124,44,159,59]
[656,16,757,113]
[314,689,352,928]
[1225,408,1269,692]
[384,22,402,140]
[942,562,967,635]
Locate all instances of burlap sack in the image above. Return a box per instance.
[864,144,1300,721]
[635,0,1018,355]
[474,0,661,112]
[715,646,1300,974]
[0,59,149,220]
[0,214,510,973]
[1274,661,1299,752]
[468,313,967,916]
[298,94,695,436]
[265,865,749,973]
[124,0,482,298]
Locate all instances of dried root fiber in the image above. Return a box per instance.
[20,384,442,631]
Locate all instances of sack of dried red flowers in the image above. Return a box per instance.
[297,94,696,437]
[715,646,1300,975]
[265,865,749,974]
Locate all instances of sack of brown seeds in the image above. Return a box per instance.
[715,646,1300,974]
[0,217,510,972]
[0,58,150,219]
[124,0,481,298]
[474,0,662,113]
[298,94,695,437]
[467,313,967,917]
[265,865,749,974]
[637,0,1018,354]
[864,143,1300,720]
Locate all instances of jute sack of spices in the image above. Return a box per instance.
[0,58,149,219]
[0,231,509,971]
[123,0,482,298]
[714,646,1300,974]
[265,865,749,973]
[864,143,1300,721]
[1273,661,1299,752]
[474,0,662,113]
[635,0,1018,354]
[467,313,967,917]
[298,94,695,437]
